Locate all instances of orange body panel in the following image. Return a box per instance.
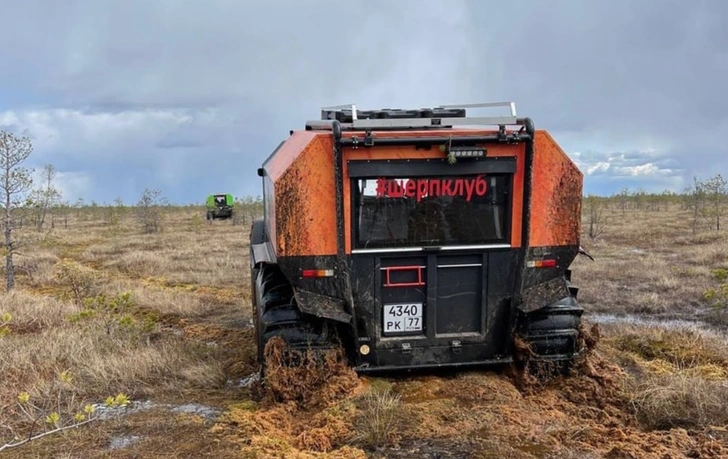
[263,128,581,258]
[264,131,337,257]
[529,130,583,247]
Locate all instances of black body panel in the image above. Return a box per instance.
[348,247,522,371]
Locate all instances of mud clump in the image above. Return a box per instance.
[256,336,360,410]
[509,322,606,393]
[211,322,728,458]
[211,337,369,457]
[214,386,366,457]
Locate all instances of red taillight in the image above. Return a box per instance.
[302,269,334,278]
[527,259,557,268]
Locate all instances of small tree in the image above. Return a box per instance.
[135,188,168,233]
[0,130,34,292]
[616,187,631,215]
[703,173,727,231]
[585,194,606,240]
[109,196,126,226]
[685,177,705,234]
[56,199,71,228]
[30,163,62,231]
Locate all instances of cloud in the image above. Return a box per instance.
[28,166,91,205]
[571,149,685,193]
[54,171,92,203]
[0,0,726,203]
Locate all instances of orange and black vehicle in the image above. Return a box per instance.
[250,102,587,373]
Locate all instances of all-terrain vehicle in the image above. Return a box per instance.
[206,193,235,220]
[250,102,585,374]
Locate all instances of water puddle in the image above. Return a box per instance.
[228,372,260,388]
[92,400,157,420]
[171,403,220,421]
[109,435,142,450]
[587,312,728,341]
[92,399,221,423]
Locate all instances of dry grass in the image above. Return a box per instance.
[258,336,360,410]
[628,373,728,430]
[599,321,728,431]
[1,202,728,457]
[572,205,728,323]
[0,208,256,456]
[350,390,406,448]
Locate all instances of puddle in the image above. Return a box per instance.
[90,399,221,423]
[109,435,142,450]
[92,400,157,420]
[589,312,711,329]
[171,403,220,421]
[587,312,728,341]
[228,372,260,388]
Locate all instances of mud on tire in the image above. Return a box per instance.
[517,287,585,376]
[252,261,343,377]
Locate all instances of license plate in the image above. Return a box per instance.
[383,303,423,334]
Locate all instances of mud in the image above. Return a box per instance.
[520,277,571,313]
[210,321,728,458]
[253,336,361,410]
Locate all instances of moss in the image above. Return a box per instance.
[367,378,393,394]
[230,399,258,412]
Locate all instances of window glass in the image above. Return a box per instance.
[353,174,510,249]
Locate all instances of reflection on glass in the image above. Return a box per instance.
[354,174,510,249]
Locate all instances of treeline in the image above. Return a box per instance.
[34,193,265,231]
[2,129,270,290]
[19,173,728,237]
[584,173,727,238]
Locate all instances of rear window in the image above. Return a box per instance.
[353,174,511,249]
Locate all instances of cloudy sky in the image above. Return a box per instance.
[1,0,726,204]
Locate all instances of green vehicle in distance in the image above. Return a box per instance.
[206,193,235,220]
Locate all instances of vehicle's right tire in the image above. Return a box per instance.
[517,290,584,375]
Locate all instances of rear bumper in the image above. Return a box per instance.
[353,342,513,373]
[352,329,583,373]
[210,207,233,217]
[356,355,513,374]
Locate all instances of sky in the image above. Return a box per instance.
[0,0,726,205]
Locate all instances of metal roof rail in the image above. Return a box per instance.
[308,101,521,131]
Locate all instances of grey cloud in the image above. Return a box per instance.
[1,0,727,202]
[461,0,728,135]
[155,138,205,149]
[5,0,477,111]
[576,150,682,170]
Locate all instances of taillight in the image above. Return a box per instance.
[302,269,335,278]
[526,259,557,268]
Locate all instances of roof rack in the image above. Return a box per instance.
[306,101,521,131]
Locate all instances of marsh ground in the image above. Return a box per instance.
[1,203,727,458]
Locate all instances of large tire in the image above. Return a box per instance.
[249,219,267,357]
[517,279,584,375]
[248,220,341,376]
[254,264,341,376]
